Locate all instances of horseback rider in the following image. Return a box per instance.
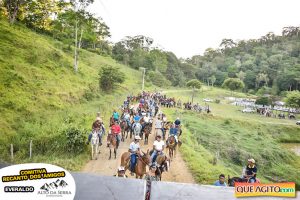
[166,123,178,146]
[129,135,141,176]
[114,166,127,178]
[154,104,159,116]
[111,121,121,148]
[174,117,181,128]
[113,110,120,122]
[87,115,105,145]
[150,135,165,164]
[243,158,257,183]
[132,112,141,128]
[123,111,131,127]
[155,117,163,137]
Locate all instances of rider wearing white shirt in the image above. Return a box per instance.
[144,115,150,123]
[129,136,141,175]
[150,135,165,163]
[155,117,163,137]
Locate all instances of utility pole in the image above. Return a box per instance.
[191,86,195,103]
[140,67,146,91]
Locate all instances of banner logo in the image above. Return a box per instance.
[235,182,296,197]
[0,163,75,200]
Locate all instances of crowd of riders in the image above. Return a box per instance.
[88,91,259,193]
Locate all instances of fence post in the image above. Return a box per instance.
[30,140,32,159]
[10,144,13,161]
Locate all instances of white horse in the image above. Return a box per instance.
[91,131,100,160]
[133,123,142,138]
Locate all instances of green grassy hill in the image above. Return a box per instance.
[162,88,300,189]
[0,20,143,169]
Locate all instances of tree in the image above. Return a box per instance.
[147,71,171,87]
[71,0,94,72]
[285,91,300,108]
[99,66,125,91]
[186,79,202,89]
[3,0,27,24]
[256,73,269,87]
[209,75,216,87]
[255,97,271,106]
[222,78,245,94]
[236,71,246,81]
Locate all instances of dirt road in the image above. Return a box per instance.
[82,116,195,184]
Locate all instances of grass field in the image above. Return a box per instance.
[0,19,147,169]
[162,88,300,189]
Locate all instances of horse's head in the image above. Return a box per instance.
[141,150,151,165]
[227,175,234,187]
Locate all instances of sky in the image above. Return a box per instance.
[88,0,300,58]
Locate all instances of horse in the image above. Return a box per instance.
[228,175,261,186]
[120,120,130,141]
[109,116,115,127]
[107,133,117,160]
[143,123,152,145]
[133,123,143,138]
[162,121,172,140]
[155,154,170,181]
[167,135,176,160]
[120,150,151,178]
[289,114,296,119]
[91,131,100,160]
[278,113,285,119]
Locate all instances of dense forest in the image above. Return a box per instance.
[1,0,300,96]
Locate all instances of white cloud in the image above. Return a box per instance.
[88,0,300,58]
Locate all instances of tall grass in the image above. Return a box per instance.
[163,106,300,190]
[0,19,148,169]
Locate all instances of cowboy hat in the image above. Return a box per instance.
[134,135,141,140]
[118,166,125,171]
[248,158,255,164]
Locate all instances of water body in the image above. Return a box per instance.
[282,143,300,156]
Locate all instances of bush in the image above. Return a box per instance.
[99,66,125,91]
[255,96,271,106]
[222,78,244,92]
[147,71,171,87]
[186,79,202,89]
[215,99,221,104]
[285,91,300,108]
[64,127,87,154]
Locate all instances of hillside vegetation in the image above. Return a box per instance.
[162,88,300,189]
[0,19,142,169]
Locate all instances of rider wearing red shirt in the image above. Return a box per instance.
[111,121,121,148]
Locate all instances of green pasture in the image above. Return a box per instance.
[162,88,300,189]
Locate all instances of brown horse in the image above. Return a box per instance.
[155,154,170,181]
[167,135,177,160]
[120,150,150,178]
[143,123,152,145]
[107,133,117,160]
[109,117,115,127]
[228,175,261,186]
[162,121,172,140]
[120,120,130,141]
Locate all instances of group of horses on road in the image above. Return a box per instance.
[89,92,259,187]
[255,107,296,119]
[89,92,180,181]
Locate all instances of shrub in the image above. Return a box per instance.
[147,71,171,87]
[186,79,202,89]
[255,96,271,106]
[64,127,87,154]
[99,66,125,91]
